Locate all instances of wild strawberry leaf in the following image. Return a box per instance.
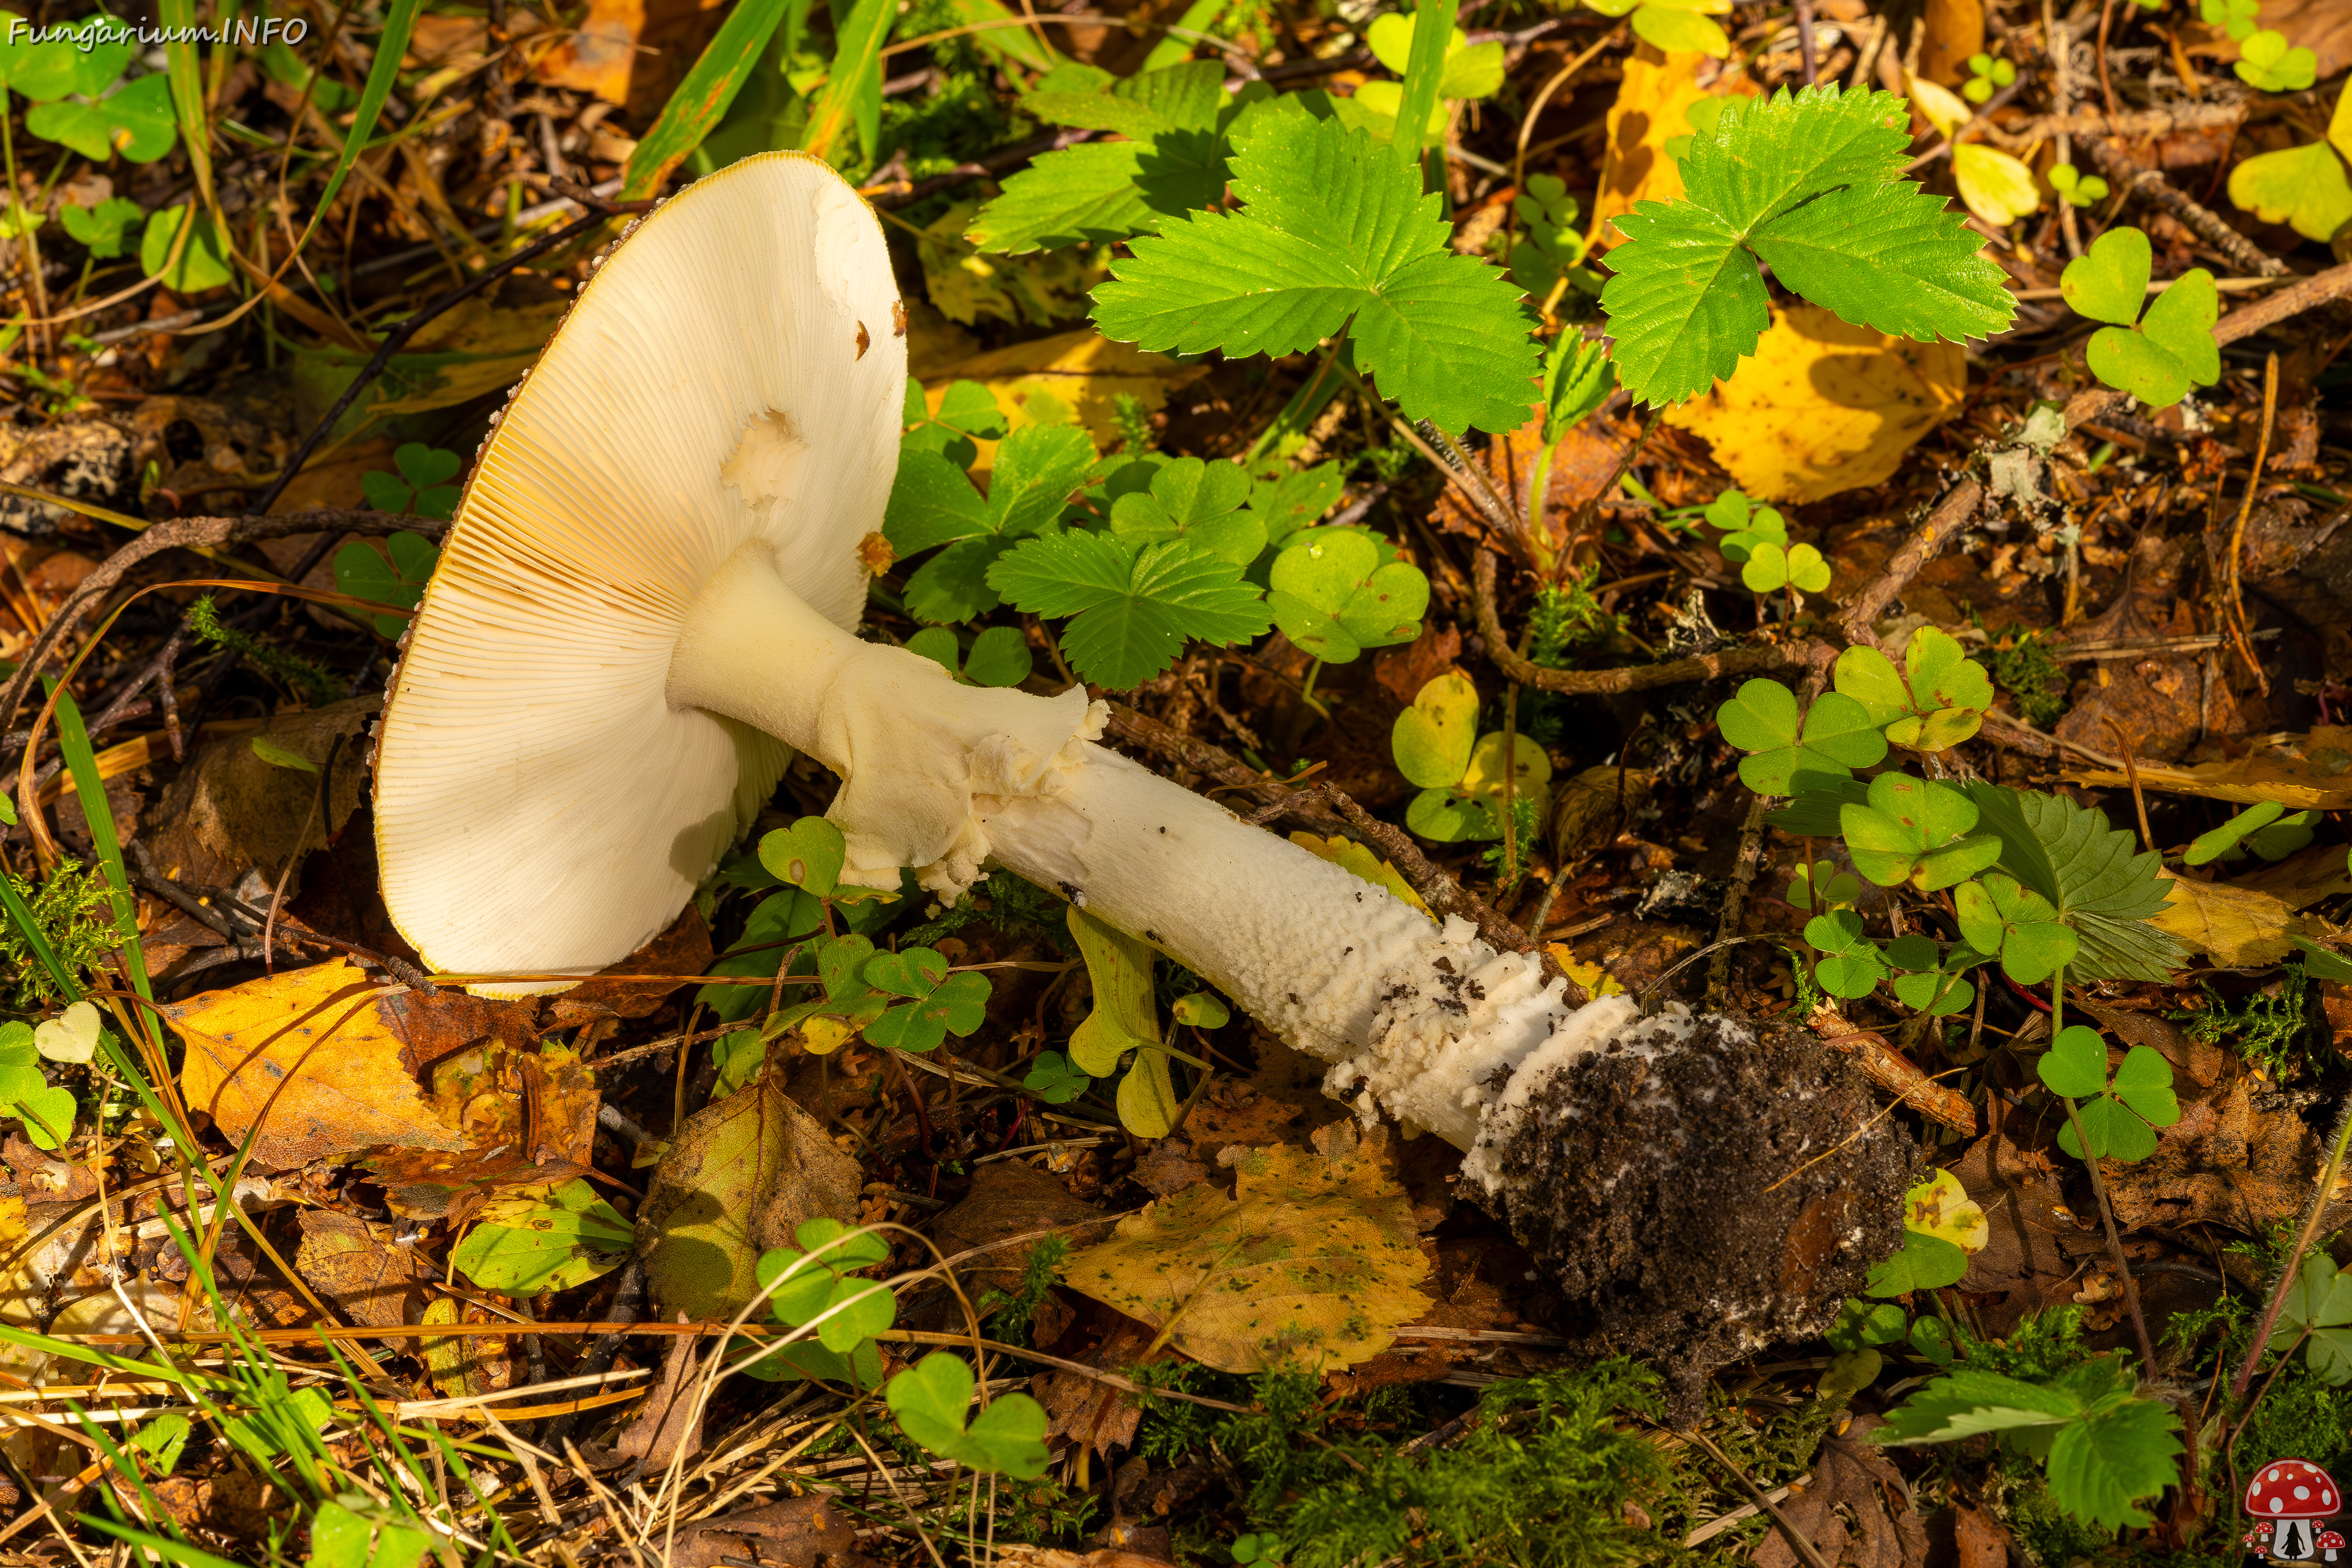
[1961,784,2187,982]
[1599,85,2013,405]
[1091,111,1539,435]
[988,530,1273,690]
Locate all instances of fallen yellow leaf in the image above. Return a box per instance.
[1953,143,2041,227]
[535,0,643,102]
[1545,946,1626,997]
[1058,1140,1432,1374]
[164,959,467,1168]
[1586,45,1755,248]
[1904,1169,1988,1253]
[1290,833,1434,919]
[1662,303,1966,502]
[2150,871,2304,966]
[2068,727,2352,810]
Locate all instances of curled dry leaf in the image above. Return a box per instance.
[294,1208,431,1333]
[143,696,377,894]
[1057,1140,1432,1374]
[1662,304,1966,503]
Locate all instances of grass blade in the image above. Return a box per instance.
[801,0,897,165]
[0,859,79,1001]
[50,680,151,1002]
[308,0,424,232]
[623,0,796,200]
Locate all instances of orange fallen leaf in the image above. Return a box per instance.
[1586,44,1755,249]
[165,959,469,1168]
[538,0,646,103]
[1662,303,1966,502]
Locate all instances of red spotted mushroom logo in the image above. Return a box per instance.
[2244,1459,2345,1562]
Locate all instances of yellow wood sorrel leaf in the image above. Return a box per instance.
[164,959,468,1167]
[1663,303,1966,502]
[1902,1169,1988,1253]
[1058,1140,1432,1373]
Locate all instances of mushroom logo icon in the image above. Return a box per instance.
[2245,1460,2343,1561]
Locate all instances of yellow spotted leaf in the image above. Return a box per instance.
[1663,303,1966,502]
[1546,945,1627,997]
[1903,1169,1988,1253]
[1289,833,1434,919]
[1059,1140,1432,1373]
[2150,872,2304,967]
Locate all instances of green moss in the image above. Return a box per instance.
[1,858,116,1008]
[2170,967,2318,1080]
[1979,633,2068,728]
[186,594,339,707]
[1961,1304,2094,1381]
[2236,1356,2352,1476]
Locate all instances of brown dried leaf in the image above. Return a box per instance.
[2105,1080,2343,1236]
[545,907,716,1030]
[294,1209,429,1331]
[2150,871,2304,966]
[1058,1141,1432,1374]
[2070,726,2352,809]
[612,1317,705,1469]
[932,1162,1110,1303]
[1752,1416,1928,1568]
[1036,1317,1150,1452]
[144,698,377,892]
[665,1496,866,1568]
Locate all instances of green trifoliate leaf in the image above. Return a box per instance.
[27,71,175,162]
[2039,1025,2178,1163]
[1806,911,1889,999]
[1840,774,2002,891]
[1267,529,1428,663]
[1601,85,2012,405]
[1954,873,2076,984]
[2035,1023,2110,1100]
[1392,671,1479,788]
[1092,111,1539,435]
[1715,681,1888,794]
[1109,456,1264,565]
[2064,227,2219,409]
[58,194,140,258]
[868,971,990,1054]
[2275,1255,2352,1383]
[990,531,1272,690]
[2199,0,2258,39]
[1740,540,1830,594]
[1961,783,2186,982]
[888,1352,1052,1477]
[1836,628,1996,750]
[2236,28,2316,91]
[1023,1051,1093,1105]
[903,378,1009,468]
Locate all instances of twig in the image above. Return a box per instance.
[0,507,431,731]
[1792,0,1819,82]
[2078,141,2286,279]
[1472,552,1812,693]
[2223,352,2280,695]
[2099,717,2157,854]
[1806,1003,1980,1136]
[1675,1424,1834,1568]
[1839,479,1983,647]
[1706,789,1775,1008]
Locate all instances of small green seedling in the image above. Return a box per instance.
[1787,859,1861,911]
[2201,0,2260,37]
[2048,164,2108,208]
[140,204,231,292]
[2183,799,2318,864]
[2035,1023,2180,1162]
[1508,175,1599,298]
[363,443,465,522]
[59,195,140,258]
[1110,456,1264,566]
[1842,774,2001,891]
[1171,991,1230,1028]
[905,624,1036,687]
[1887,935,1986,1016]
[1232,1534,1289,1566]
[0,1020,78,1152]
[2236,28,2317,90]
[760,1217,897,1353]
[1023,1050,1091,1104]
[1393,673,1550,843]
[886,1351,1052,1477]
[1955,873,2077,984]
[1962,52,2016,104]
[450,1178,634,1295]
[1833,627,1996,750]
[1807,910,1891,1000]
[334,532,440,638]
[1265,529,1430,665]
[2274,1254,2352,1385]
[2060,227,2218,409]
[1715,679,1888,794]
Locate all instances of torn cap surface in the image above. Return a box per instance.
[373,151,905,992]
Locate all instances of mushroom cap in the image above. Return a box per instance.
[372,152,904,992]
[2324,1531,2348,1546]
[2247,1460,2342,1518]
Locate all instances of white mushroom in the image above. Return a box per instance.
[372,152,1912,1399]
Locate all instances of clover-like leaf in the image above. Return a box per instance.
[1864,1227,1969,1297]
[1788,859,1862,911]
[1267,529,1428,664]
[1109,456,1265,566]
[1841,773,2002,891]
[58,194,140,258]
[2065,227,2219,410]
[1716,680,1888,794]
[1023,1050,1092,1105]
[2038,1025,2179,1163]
[1807,910,1890,999]
[760,1218,897,1352]
[760,817,846,898]
[2228,140,2352,244]
[867,971,990,1054]
[1391,672,1479,789]
[140,203,231,292]
[1954,873,2078,984]
[333,531,438,638]
[2236,28,2316,91]
[887,1351,1052,1477]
